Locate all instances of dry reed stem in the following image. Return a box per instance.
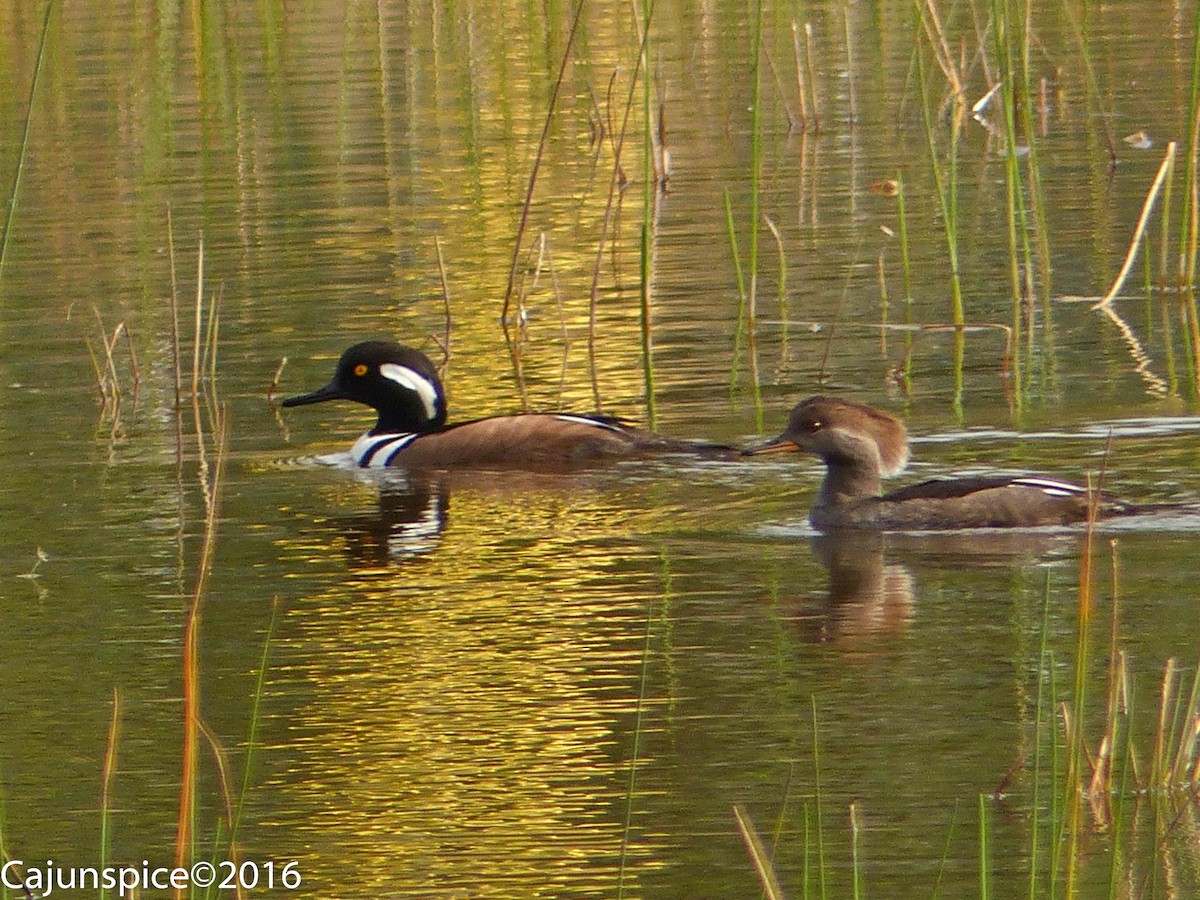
[1093,143,1177,310]
[761,43,796,132]
[197,717,246,900]
[100,685,122,892]
[791,22,809,130]
[920,0,964,102]
[804,23,820,130]
[433,235,452,378]
[1154,659,1178,789]
[0,0,53,286]
[175,404,228,893]
[167,206,182,413]
[267,357,288,404]
[587,22,654,410]
[732,803,786,900]
[501,0,584,326]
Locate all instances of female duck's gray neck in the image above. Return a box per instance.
[816,451,883,507]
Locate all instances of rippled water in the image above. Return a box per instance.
[2,1,1200,897]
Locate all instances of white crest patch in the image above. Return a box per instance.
[352,432,419,468]
[379,363,441,421]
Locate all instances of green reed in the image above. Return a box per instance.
[98,690,121,900]
[1027,574,1053,900]
[0,1,53,291]
[745,0,765,414]
[915,2,964,329]
[1179,0,1200,286]
[617,548,666,900]
[849,801,862,900]
[638,0,657,428]
[989,0,1031,401]
[0,772,9,900]
[892,174,915,384]
[1008,0,1052,303]
[725,189,749,395]
[588,3,652,412]
[977,794,990,900]
[504,0,585,404]
[811,696,828,900]
[721,0,767,415]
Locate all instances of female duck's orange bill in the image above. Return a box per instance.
[742,435,803,456]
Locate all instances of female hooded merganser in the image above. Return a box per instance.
[281,340,733,469]
[747,395,1140,530]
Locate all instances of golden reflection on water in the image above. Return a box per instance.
[269,474,677,894]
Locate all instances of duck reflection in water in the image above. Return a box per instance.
[318,476,449,565]
[787,528,1082,646]
[786,531,915,646]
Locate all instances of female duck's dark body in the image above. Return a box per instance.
[747,396,1140,530]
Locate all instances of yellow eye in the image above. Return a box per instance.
[354,364,368,376]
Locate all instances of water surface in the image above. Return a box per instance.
[1,1,1199,897]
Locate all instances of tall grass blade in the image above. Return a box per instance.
[1179,0,1200,285]
[733,804,786,900]
[726,189,748,390]
[617,557,663,899]
[588,10,654,411]
[99,689,122,900]
[978,793,990,900]
[914,16,964,327]
[1092,144,1176,310]
[503,0,585,405]
[637,0,657,427]
[849,802,862,900]
[0,1,54,291]
[812,696,827,900]
[230,599,279,849]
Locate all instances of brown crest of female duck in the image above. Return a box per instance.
[745,395,1148,530]
[282,341,736,469]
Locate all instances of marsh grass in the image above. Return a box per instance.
[0,1,53,290]
[586,8,654,413]
[98,690,121,900]
[86,312,141,433]
[163,229,270,900]
[733,803,785,900]
[738,532,1200,897]
[502,0,585,408]
[724,0,767,419]
[637,0,659,427]
[915,5,964,331]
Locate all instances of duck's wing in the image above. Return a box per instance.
[373,414,735,470]
[881,475,1090,504]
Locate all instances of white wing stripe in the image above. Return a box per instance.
[1013,477,1087,497]
[553,414,624,433]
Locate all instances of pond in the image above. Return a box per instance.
[1,1,1199,897]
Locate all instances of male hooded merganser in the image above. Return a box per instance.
[281,340,733,469]
[746,395,1140,530]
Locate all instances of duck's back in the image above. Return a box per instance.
[813,476,1135,530]
[371,414,733,470]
